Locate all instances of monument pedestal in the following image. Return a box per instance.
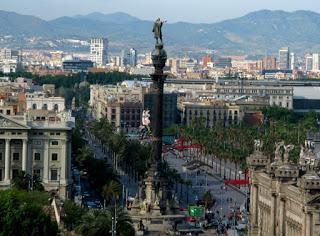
[138,163,169,215]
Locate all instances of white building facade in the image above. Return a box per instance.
[0,111,74,199]
[312,53,320,72]
[26,92,65,112]
[90,38,108,67]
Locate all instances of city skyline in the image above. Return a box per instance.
[1,0,320,23]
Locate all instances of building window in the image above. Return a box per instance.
[52,153,58,161]
[51,141,59,145]
[56,132,60,136]
[12,169,19,178]
[33,140,42,145]
[34,153,41,161]
[32,104,37,109]
[0,152,2,161]
[13,153,19,161]
[50,169,58,181]
[0,169,2,181]
[33,169,41,178]
[6,110,10,115]
[42,104,48,110]
[54,104,59,111]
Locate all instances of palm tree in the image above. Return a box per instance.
[76,207,134,236]
[202,190,214,209]
[102,180,121,207]
[108,206,135,236]
[12,171,31,190]
[109,132,127,171]
[76,146,93,169]
[76,209,112,236]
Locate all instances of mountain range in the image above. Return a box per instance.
[0,10,320,54]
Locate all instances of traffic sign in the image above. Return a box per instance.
[188,205,204,217]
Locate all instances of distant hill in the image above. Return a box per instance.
[74,12,140,24]
[1,9,320,54]
[0,10,55,37]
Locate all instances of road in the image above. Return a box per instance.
[165,152,246,217]
[82,121,247,234]
[84,128,139,205]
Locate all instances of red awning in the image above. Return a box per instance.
[224,179,250,185]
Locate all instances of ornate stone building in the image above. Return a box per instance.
[248,140,320,236]
[181,99,243,127]
[0,110,74,199]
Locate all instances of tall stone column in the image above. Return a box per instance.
[306,213,312,236]
[43,140,49,183]
[4,139,10,181]
[270,193,277,235]
[60,140,66,182]
[22,139,28,172]
[67,140,72,181]
[250,183,259,235]
[279,198,286,236]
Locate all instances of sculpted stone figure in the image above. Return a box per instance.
[274,141,284,162]
[283,144,295,163]
[152,18,166,44]
[142,110,151,127]
[300,145,305,159]
[254,139,263,152]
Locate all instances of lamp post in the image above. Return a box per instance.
[220,185,226,217]
[58,168,61,196]
[228,199,237,236]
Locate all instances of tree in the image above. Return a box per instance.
[108,132,127,170]
[62,200,85,230]
[102,180,121,207]
[76,207,134,236]
[87,159,118,189]
[111,206,135,236]
[0,189,58,236]
[76,146,93,169]
[76,209,112,236]
[12,171,30,190]
[202,190,215,209]
[12,170,44,191]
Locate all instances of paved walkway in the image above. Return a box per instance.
[166,153,246,217]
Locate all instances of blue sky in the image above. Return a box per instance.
[1,0,320,23]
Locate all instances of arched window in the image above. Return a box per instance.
[32,104,37,110]
[42,104,48,110]
[53,104,59,112]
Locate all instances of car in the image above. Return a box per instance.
[202,219,219,229]
[86,201,98,209]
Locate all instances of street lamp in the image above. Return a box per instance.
[239,170,248,214]
[228,199,237,236]
[220,185,226,217]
